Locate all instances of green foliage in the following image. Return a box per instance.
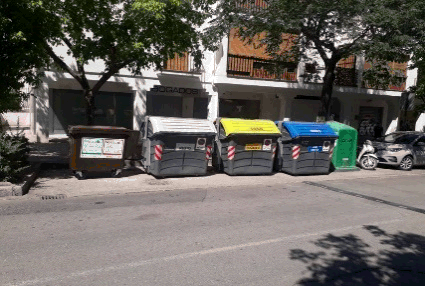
[0,0,60,113]
[40,0,215,124]
[366,0,425,116]
[206,0,413,119]
[362,59,407,90]
[44,0,215,76]
[0,128,30,183]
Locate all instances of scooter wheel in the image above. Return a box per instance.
[360,156,378,170]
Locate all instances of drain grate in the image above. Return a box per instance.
[40,194,66,200]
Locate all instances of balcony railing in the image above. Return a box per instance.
[363,79,407,92]
[164,52,197,73]
[335,55,358,87]
[227,54,297,81]
[235,0,268,12]
[362,60,407,91]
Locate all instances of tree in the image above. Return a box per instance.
[42,0,214,125]
[205,0,409,120]
[0,0,59,115]
[363,0,425,123]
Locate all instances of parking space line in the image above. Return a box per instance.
[304,181,425,215]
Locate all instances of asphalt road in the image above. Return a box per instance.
[2,174,425,285]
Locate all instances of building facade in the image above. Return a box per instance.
[2,29,419,143]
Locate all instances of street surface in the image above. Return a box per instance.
[1,173,425,285]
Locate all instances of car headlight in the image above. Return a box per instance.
[388,148,403,152]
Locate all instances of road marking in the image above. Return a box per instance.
[8,219,401,286]
[304,181,425,215]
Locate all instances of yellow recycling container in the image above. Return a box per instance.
[212,118,281,175]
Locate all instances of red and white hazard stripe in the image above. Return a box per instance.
[292,145,301,160]
[227,145,236,160]
[272,145,277,159]
[154,145,163,161]
[206,146,212,160]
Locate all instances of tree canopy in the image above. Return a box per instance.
[40,0,214,124]
[363,0,425,119]
[0,0,59,114]
[206,0,412,120]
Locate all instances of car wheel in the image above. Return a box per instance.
[399,156,413,171]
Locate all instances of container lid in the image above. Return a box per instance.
[147,116,216,135]
[220,118,281,136]
[282,121,338,138]
[68,125,130,134]
[326,121,357,132]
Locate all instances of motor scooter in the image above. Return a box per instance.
[357,140,379,170]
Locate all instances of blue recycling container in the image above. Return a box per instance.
[274,121,339,175]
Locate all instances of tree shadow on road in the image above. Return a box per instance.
[290,225,425,285]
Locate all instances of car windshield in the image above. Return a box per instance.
[383,133,419,144]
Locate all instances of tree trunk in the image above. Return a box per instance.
[84,90,95,125]
[320,59,338,121]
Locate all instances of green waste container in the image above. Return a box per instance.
[326,121,359,171]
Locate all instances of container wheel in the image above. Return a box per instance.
[74,170,87,180]
[111,169,122,178]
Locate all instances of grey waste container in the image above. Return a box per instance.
[69,125,132,179]
[212,118,282,175]
[274,121,338,175]
[140,116,217,177]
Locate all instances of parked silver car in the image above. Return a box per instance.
[373,131,425,170]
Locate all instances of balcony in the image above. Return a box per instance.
[334,55,358,87]
[235,0,268,12]
[164,52,199,73]
[227,54,297,81]
[362,60,407,91]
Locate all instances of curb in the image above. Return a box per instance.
[0,163,41,197]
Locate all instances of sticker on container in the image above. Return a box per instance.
[176,143,195,151]
[263,139,272,151]
[80,137,124,159]
[308,146,323,152]
[103,139,124,155]
[196,138,206,150]
[245,143,262,150]
[323,141,331,152]
[81,138,103,155]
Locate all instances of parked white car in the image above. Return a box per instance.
[373,131,425,170]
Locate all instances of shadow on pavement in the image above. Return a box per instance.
[38,163,145,180]
[290,225,425,285]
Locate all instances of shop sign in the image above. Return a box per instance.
[151,85,204,95]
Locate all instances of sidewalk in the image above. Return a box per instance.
[4,139,424,200]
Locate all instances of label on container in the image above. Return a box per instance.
[263,139,272,151]
[80,137,124,159]
[308,146,323,152]
[245,143,262,150]
[195,138,206,150]
[323,141,331,152]
[176,143,195,151]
